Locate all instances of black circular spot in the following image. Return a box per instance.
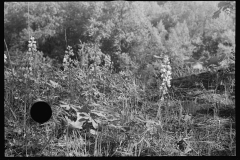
[30,101,52,124]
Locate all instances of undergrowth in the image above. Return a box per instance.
[4,38,235,157]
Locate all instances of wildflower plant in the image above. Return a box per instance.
[159,55,172,97]
[19,36,54,98]
[61,43,113,103]
[4,53,7,63]
[28,36,37,52]
[63,46,77,71]
[23,36,37,78]
[152,55,172,101]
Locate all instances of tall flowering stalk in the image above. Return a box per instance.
[153,54,172,122]
[153,55,172,101]
[23,36,37,78]
[63,46,75,71]
[159,55,172,100]
[4,54,7,63]
[28,36,37,52]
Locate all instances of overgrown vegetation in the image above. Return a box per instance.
[5,1,235,157]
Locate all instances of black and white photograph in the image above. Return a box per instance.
[4,1,235,157]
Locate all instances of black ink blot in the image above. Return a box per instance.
[30,101,52,124]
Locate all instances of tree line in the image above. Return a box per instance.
[4,1,235,75]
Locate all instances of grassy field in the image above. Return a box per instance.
[4,49,235,157]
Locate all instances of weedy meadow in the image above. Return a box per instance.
[4,36,235,156]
